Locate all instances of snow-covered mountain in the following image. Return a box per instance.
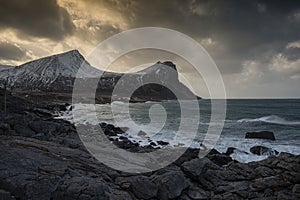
[0,50,198,100]
[0,64,14,71]
[0,50,103,91]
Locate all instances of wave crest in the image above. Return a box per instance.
[237,115,300,125]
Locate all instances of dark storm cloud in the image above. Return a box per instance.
[89,0,300,73]
[0,0,75,40]
[0,42,27,60]
[282,46,300,61]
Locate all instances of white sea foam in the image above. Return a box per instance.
[238,115,300,125]
[57,104,300,163]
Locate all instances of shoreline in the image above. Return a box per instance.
[0,93,299,199]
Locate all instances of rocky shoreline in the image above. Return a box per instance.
[0,92,299,199]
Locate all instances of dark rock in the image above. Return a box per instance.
[225,147,237,156]
[0,136,130,199]
[186,184,209,199]
[13,124,35,137]
[0,189,16,200]
[152,170,188,200]
[254,166,276,177]
[208,148,221,155]
[104,128,117,137]
[150,142,157,146]
[157,140,169,146]
[29,120,58,134]
[119,136,126,140]
[227,162,255,180]
[0,123,10,134]
[245,131,276,140]
[250,145,279,156]
[1,92,299,199]
[116,176,157,199]
[207,154,233,166]
[225,147,249,156]
[293,184,300,198]
[32,133,47,140]
[252,175,291,190]
[174,148,199,166]
[137,130,147,137]
[181,158,220,181]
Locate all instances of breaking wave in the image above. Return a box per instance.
[237,115,300,126]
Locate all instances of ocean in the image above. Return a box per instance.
[59,99,300,163]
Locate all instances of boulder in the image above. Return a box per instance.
[13,124,35,137]
[250,146,279,156]
[181,158,220,181]
[137,130,147,137]
[208,148,221,155]
[116,176,157,199]
[0,189,16,200]
[29,120,58,134]
[152,170,188,200]
[245,131,276,140]
[225,147,237,156]
[0,123,10,135]
[207,154,233,166]
[225,147,249,156]
[157,140,169,146]
[293,184,300,198]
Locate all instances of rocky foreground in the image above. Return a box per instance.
[0,93,300,199]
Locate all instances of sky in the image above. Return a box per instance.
[0,0,299,98]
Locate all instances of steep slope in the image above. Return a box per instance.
[0,50,199,100]
[0,50,102,91]
[0,64,14,71]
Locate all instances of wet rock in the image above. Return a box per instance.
[181,158,220,181]
[252,175,291,190]
[186,184,209,199]
[150,142,157,146]
[245,131,276,140]
[29,120,59,134]
[174,148,199,166]
[225,147,249,156]
[0,123,10,134]
[153,170,188,200]
[250,145,279,156]
[0,136,129,200]
[104,127,118,137]
[137,130,147,137]
[207,154,233,166]
[0,189,16,200]
[254,166,276,177]
[227,162,255,180]
[225,147,237,156]
[13,124,35,137]
[208,148,221,155]
[116,176,157,199]
[1,92,300,199]
[293,184,300,198]
[157,140,169,146]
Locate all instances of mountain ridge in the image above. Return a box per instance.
[0,50,199,102]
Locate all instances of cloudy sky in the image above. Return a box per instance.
[0,0,299,98]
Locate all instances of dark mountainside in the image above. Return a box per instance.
[0,50,199,103]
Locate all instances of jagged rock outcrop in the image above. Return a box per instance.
[245,131,276,140]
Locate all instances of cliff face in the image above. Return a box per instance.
[0,50,199,102]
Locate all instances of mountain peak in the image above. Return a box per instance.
[62,49,82,56]
[56,49,85,61]
[156,61,177,71]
